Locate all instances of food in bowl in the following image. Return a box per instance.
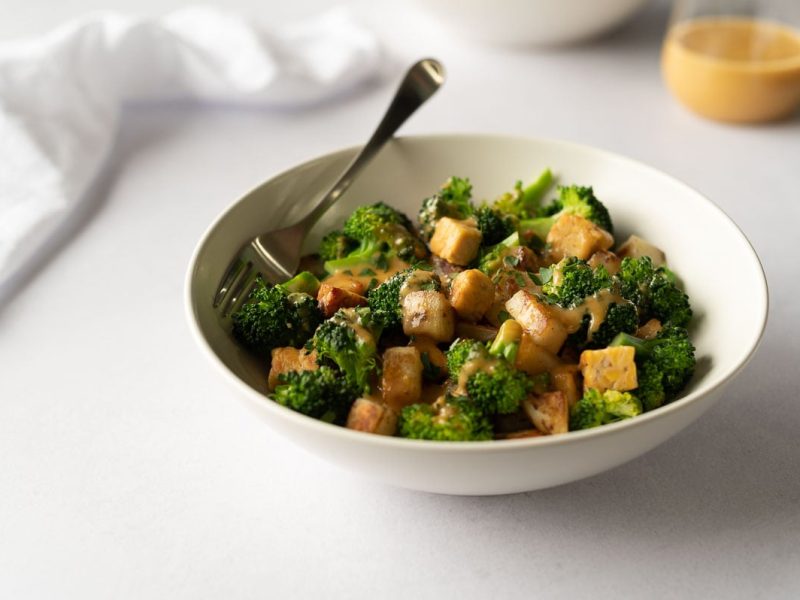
[230,169,696,441]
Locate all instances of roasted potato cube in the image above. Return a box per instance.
[636,318,662,340]
[523,391,568,435]
[547,213,614,261]
[381,347,424,411]
[320,273,366,295]
[514,332,563,375]
[454,321,499,343]
[617,235,666,266]
[409,336,447,381]
[588,249,622,276]
[268,347,319,391]
[429,217,482,266]
[505,290,568,354]
[551,364,581,408]
[580,346,638,392]
[449,269,494,322]
[317,283,367,318]
[402,290,455,342]
[346,397,398,435]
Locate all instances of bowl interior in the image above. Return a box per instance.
[187,134,767,438]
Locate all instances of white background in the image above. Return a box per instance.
[1,1,799,598]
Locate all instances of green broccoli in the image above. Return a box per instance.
[488,319,523,364]
[540,257,611,308]
[446,338,531,415]
[323,202,426,272]
[519,185,613,240]
[610,325,696,411]
[478,231,522,275]
[319,230,357,261]
[474,205,516,247]
[398,396,493,441]
[417,176,474,241]
[366,268,441,330]
[492,168,554,219]
[272,366,359,424]
[281,271,321,296]
[231,279,323,356]
[569,388,642,430]
[311,307,381,394]
[615,256,693,328]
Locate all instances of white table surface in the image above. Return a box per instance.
[2,1,799,598]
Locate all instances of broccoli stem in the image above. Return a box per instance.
[520,168,553,210]
[280,271,320,296]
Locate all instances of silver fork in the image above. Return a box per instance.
[213,58,446,316]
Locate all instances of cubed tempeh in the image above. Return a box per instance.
[579,346,638,392]
[449,269,494,322]
[381,347,424,412]
[346,397,398,435]
[551,365,581,408]
[402,290,455,342]
[547,213,614,261]
[429,217,482,266]
[523,391,569,435]
[617,235,666,266]
[505,290,568,354]
[268,347,319,391]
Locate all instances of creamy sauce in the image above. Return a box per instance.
[552,289,629,340]
[399,269,438,302]
[662,17,800,122]
[324,256,410,290]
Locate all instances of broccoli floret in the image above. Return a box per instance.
[232,280,323,356]
[616,256,693,327]
[446,338,531,415]
[478,231,522,275]
[311,307,381,394]
[488,319,523,364]
[519,185,613,240]
[475,205,516,246]
[589,302,640,349]
[398,396,492,441]
[569,388,642,430]
[272,366,359,424]
[417,176,474,241]
[319,230,357,261]
[366,268,440,330]
[493,169,554,219]
[610,325,696,411]
[541,257,611,308]
[281,271,321,296]
[324,202,425,272]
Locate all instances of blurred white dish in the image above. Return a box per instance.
[185,134,767,495]
[409,0,649,46]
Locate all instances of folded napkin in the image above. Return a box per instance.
[0,7,381,297]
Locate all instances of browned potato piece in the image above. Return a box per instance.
[346,398,398,435]
[551,364,581,408]
[381,347,424,412]
[402,290,455,342]
[636,318,662,340]
[409,336,447,381]
[429,217,482,266]
[317,283,367,318]
[321,273,366,295]
[505,290,568,354]
[547,213,614,261]
[523,391,569,435]
[455,321,499,343]
[588,249,622,276]
[268,347,319,391]
[580,346,638,392]
[449,269,494,322]
[514,332,563,375]
[617,235,666,266]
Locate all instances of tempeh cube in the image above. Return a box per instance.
[402,290,455,342]
[547,213,614,260]
[317,283,368,318]
[523,391,569,435]
[579,346,638,392]
[346,398,398,435]
[449,269,494,322]
[381,347,424,412]
[617,235,666,266]
[268,347,319,391]
[429,217,482,266]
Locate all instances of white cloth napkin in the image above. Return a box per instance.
[0,6,381,295]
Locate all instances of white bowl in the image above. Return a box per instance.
[185,134,767,495]
[408,0,649,46]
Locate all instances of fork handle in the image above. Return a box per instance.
[300,58,445,229]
